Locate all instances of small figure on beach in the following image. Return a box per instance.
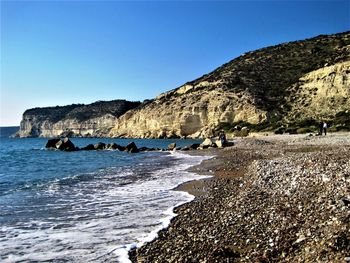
[318,121,323,135]
[219,130,227,145]
[323,122,328,135]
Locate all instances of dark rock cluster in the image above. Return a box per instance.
[44,138,234,153]
[45,138,76,151]
[45,138,146,153]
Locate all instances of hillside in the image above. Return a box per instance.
[17,31,350,138]
[109,31,350,138]
[17,100,141,137]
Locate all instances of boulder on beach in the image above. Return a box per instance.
[201,138,213,146]
[215,139,223,148]
[201,138,214,149]
[125,142,139,153]
[225,141,235,147]
[167,143,176,151]
[215,139,234,148]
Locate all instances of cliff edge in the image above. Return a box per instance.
[17,100,141,137]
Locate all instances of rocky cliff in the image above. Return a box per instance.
[18,31,349,138]
[109,31,350,138]
[287,61,350,122]
[17,100,141,137]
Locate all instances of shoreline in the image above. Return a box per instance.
[174,150,217,197]
[129,133,350,262]
[0,138,210,263]
[116,150,214,263]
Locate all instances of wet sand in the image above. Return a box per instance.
[129,133,350,262]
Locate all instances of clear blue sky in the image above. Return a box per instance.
[1,0,349,126]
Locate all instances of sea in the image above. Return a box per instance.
[0,127,210,262]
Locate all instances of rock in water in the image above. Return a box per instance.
[139,147,149,152]
[55,138,76,151]
[105,143,111,149]
[82,144,95,151]
[108,143,125,151]
[181,146,190,151]
[108,143,118,150]
[189,143,200,150]
[125,142,139,153]
[45,138,61,148]
[139,147,157,152]
[167,143,176,151]
[94,142,106,150]
[116,145,126,151]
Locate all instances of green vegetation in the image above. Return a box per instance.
[274,112,350,134]
[24,100,141,123]
[216,120,284,133]
[217,111,350,135]
[233,129,249,137]
[296,127,314,134]
[182,32,349,117]
[172,32,350,135]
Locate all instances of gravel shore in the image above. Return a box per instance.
[130,133,350,262]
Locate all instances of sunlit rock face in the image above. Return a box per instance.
[286,61,350,121]
[109,86,267,138]
[17,100,141,138]
[109,31,350,138]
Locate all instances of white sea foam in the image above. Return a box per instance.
[1,151,212,262]
[113,152,213,263]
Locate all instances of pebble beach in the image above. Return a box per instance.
[129,133,350,262]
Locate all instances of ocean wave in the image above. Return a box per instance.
[1,148,212,262]
[113,152,213,263]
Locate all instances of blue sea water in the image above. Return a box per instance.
[0,128,209,262]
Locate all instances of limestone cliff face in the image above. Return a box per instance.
[109,31,350,138]
[109,86,267,138]
[287,61,350,121]
[17,100,141,138]
[19,114,117,137]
